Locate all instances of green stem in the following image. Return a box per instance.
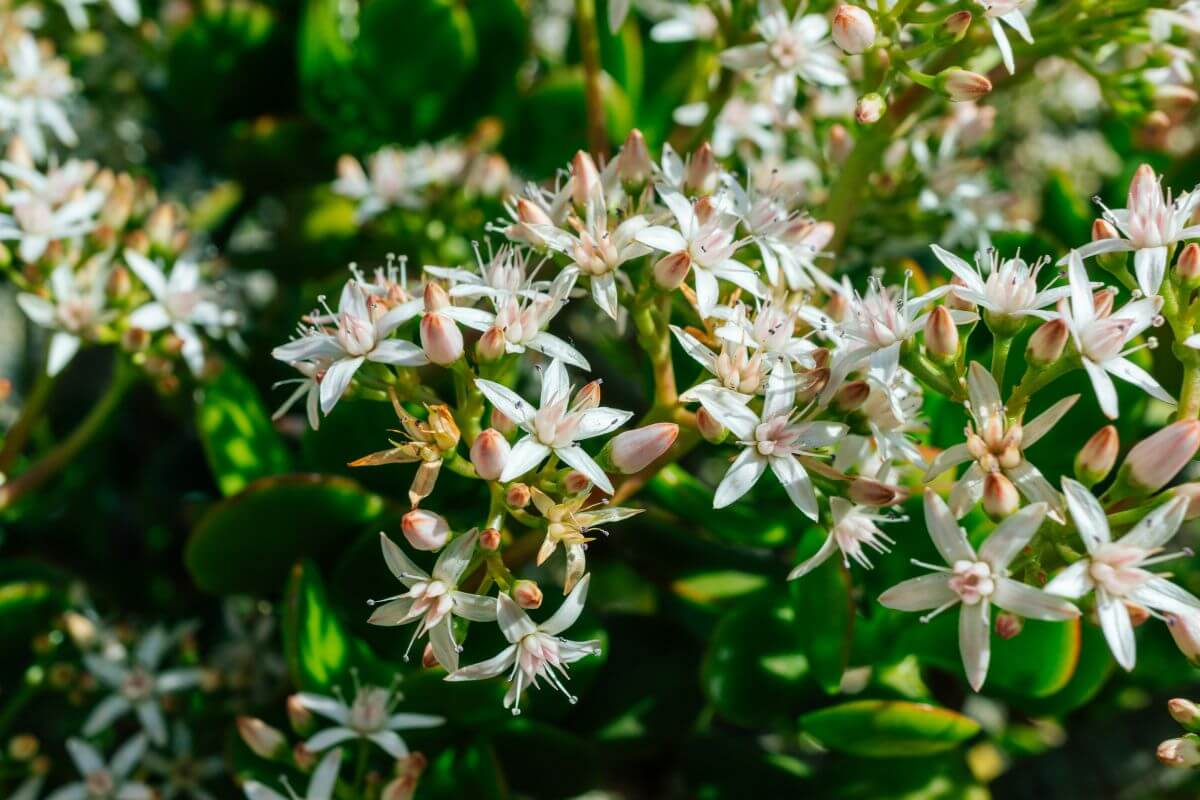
[575,0,609,158]
[1179,362,1200,420]
[450,360,484,445]
[352,738,369,795]
[0,362,135,511]
[991,335,1013,387]
[902,349,963,400]
[0,366,55,474]
[1005,357,1080,421]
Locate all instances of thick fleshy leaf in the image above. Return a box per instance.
[196,363,293,496]
[800,700,981,758]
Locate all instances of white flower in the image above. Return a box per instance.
[83,627,203,746]
[719,0,848,107]
[58,0,141,29]
[126,250,238,376]
[835,363,929,472]
[1060,250,1172,419]
[244,748,342,800]
[0,35,78,162]
[16,261,111,375]
[271,280,427,413]
[446,573,601,714]
[980,0,1033,75]
[0,170,103,263]
[789,497,898,579]
[295,681,443,759]
[531,197,651,320]
[1045,480,1199,671]
[711,300,818,365]
[640,0,719,43]
[143,721,224,800]
[271,358,327,431]
[367,530,498,671]
[423,245,547,304]
[529,487,643,593]
[673,98,782,157]
[671,323,769,402]
[879,491,1079,691]
[333,146,443,222]
[930,244,1068,322]
[925,362,1076,520]
[475,359,632,494]
[636,187,763,317]
[695,358,846,519]
[48,736,152,800]
[1069,164,1200,297]
[484,269,590,370]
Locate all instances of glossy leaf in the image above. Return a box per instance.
[801,700,981,758]
[790,526,855,694]
[196,362,292,496]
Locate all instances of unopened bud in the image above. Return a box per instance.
[1178,244,1200,289]
[850,477,907,507]
[855,93,886,124]
[146,204,176,249]
[617,129,652,190]
[947,276,976,312]
[653,251,692,290]
[571,150,601,209]
[470,429,511,481]
[237,717,287,760]
[828,124,853,164]
[982,472,1020,519]
[924,305,959,363]
[421,315,463,366]
[1026,318,1069,366]
[834,380,870,413]
[1167,611,1200,668]
[479,527,501,550]
[513,580,543,609]
[941,10,972,41]
[8,734,38,761]
[287,694,314,735]
[422,642,440,669]
[1122,420,1200,494]
[491,407,516,435]
[696,407,727,443]
[1170,697,1200,731]
[516,197,553,227]
[995,611,1024,640]
[610,423,678,473]
[1075,425,1119,487]
[563,470,592,495]
[938,67,992,102]
[401,509,451,551]
[121,326,150,352]
[476,326,507,362]
[1092,218,1119,242]
[572,380,602,412]
[1092,288,1115,319]
[293,743,317,771]
[832,5,875,54]
[1170,483,1200,520]
[1127,601,1151,627]
[1158,734,1200,767]
[796,366,830,403]
[506,483,531,509]
[106,264,132,299]
[685,142,718,195]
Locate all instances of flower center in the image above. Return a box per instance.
[121,668,154,701]
[949,560,995,604]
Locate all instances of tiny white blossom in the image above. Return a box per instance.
[295,682,443,759]
[980,0,1033,75]
[0,35,78,162]
[16,261,111,375]
[930,244,1068,322]
[48,736,152,800]
[789,497,899,579]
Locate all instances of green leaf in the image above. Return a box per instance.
[185,474,387,594]
[1018,623,1114,716]
[282,559,389,692]
[421,741,508,800]
[801,700,980,758]
[790,527,854,694]
[196,363,292,497]
[701,589,816,727]
[646,465,790,547]
[493,718,598,797]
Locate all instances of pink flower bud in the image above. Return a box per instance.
[513,580,543,609]
[684,142,718,195]
[696,407,726,443]
[479,527,501,550]
[938,68,992,102]
[563,470,592,495]
[1178,243,1200,289]
[1123,420,1200,493]
[611,423,678,474]
[1170,698,1200,730]
[941,10,972,40]
[506,483,531,508]
[293,744,316,771]
[423,281,450,311]
[1170,483,1200,520]
[924,305,959,363]
[617,128,652,189]
[491,407,516,435]
[1092,218,1119,241]
[834,380,870,413]
[1158,734,1200,767]
[476,326,507,362]
[832,5,875,54]
[995,611,1024,640]
[1092,288,1115,319]
[654,250,692,290]
[946,275,976,312]
[422,642,440,669]
[237,717,287,760]
[420,313,463,365]
[287,694,314,735]
[1026,318,1069,366]
[572,380,602,412]
[470,429,511,481]
[850,477,907,507]
[982,472,1020,519]
[829,124,853,164]
[571,150,601,208]
[516,197,553,226]
[1075,425,1119,487]
[401,509,451,551]
[855,93,886,124]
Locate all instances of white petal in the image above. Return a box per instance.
[369,730,410,759]
[541,573,591,635]
[379,532,428,585]
[924,443,972,480]
[433,529,479,584]
[123,249,167,298]
[966,362,1002,422]
[1096,587,1137,671]
[1119,497,1188,550]
[926,489,976,562]
[309,748,343,799]
[426,618,459,671]
[16,293,55,326]
[1066,251,1094,327]
[65,738,104,775]
[452,591,498,622]
[978,502,1047,569]
[788,534,839,580]
[319,356,364,414]
[47,332,80,376]
[696,386,759,440]
[475,379,536,427]
[83,694,131,736]
[528,332,591,370]
[763,358,795,419]
[693,267,719,317]
[1062,477,1110,552]
[497,593,537,643]
[1127,576,1200,617]
[713,448,767,508]
[1044,560,1094,599]
[500,437,551,482]
[878,573,956,611]
[446,644,518,681]
[1073,237,1135,260]
[929,244,983,292]
[992,577,1079,621]
[295,693,351,725]
[770,455,818,520]
[555,444,615,495]
[991,18,1015,74]
[1007,460,1065,521]
[1133,246,1168,298]
[574,406,634,439]
[1082,358,1119,419]
[128,302,171,332]
[959,600,991,692]
[635,226,688,253]
[1104,357,1176,407]
[368,340,429,366]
